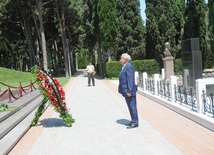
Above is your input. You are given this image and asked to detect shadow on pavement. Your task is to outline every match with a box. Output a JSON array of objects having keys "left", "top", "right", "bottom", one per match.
[
  {"left": 116, "top": 119, "right": 130, "bottom": 126},
  {"left": 37, "top": 118, "right": 67, "bottom": 128}
]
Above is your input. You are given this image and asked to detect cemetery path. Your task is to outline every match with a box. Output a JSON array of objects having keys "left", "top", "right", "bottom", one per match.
[{"left": 9, "top": 70, "right": 214, "bottom": 155}]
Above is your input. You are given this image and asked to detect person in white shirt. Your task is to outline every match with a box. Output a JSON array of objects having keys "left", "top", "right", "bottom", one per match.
[{"left": 86, "top": 61, "right": 95, "bottom": 86}]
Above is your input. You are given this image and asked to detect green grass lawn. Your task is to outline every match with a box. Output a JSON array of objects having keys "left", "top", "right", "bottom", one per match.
[{"left": 0, "top": 67, "right": 71, "bottom": 91}]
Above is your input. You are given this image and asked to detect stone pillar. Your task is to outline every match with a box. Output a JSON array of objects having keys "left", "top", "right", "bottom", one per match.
[
  {"left": 183, "top": 69, "right": 189, "bottom": 88},
  {"left": 135, "top": 71, "right": 139, "bottom": 85},
  {"left": 75, "top": 53, "right": 78, "bottom": 70},
  {"left": 170, "top": 75, "right": 177, "bottom": 103},
  {"left": 143, "top": 72, "right": 147, "bottom": 91},
  {"left": 196, "top": 79, "right": 206, "bottom": 114},
  {"left": 196, "top": 78, "right": 214, "bottom": 114},
  {"left": 163, "top": 56, "right": 174, "bottom": 82},
  {"left": 161, "top": 68, "right": 165, "bottom": 80},
  {"left": 154, "top": 74, "right": 160, "bottom": 95}
]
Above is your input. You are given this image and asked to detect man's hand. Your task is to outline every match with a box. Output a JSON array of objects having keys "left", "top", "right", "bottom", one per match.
[{"left": 127, "top": 93, "right": 132, "bottom": 97}]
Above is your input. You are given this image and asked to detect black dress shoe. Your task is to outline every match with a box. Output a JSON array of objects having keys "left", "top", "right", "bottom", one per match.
[
  {"left": 125, "top": 123, "right": 131, "bottom": 126},
  {"left": 126, "top": 125, "right": 138, "bottom": 129}
]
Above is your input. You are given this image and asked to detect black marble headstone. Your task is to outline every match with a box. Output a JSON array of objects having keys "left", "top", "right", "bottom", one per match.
[{"left": 181, "top": 38, "right": 202, "bottom": 88}]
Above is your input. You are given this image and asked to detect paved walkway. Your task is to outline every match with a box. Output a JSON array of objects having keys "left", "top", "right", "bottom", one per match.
[{"left": 9, "top": 70, "right": 214, "bottom": 155}]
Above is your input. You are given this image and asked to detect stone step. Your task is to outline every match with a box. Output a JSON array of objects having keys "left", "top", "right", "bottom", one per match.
[
  {"left": 0, "top": 101, "right": 50, "bottom": 155},
  {"left": 0, "top": 95, "right": 43, "bottom": 139},
  {"left": 0, "top": 90, "right": 41, "bottom": 123}
]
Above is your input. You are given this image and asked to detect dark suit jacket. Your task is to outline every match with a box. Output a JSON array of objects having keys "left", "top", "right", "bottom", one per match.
[{"left": 118, "top": 62, "right": 138, "bottom": 97}]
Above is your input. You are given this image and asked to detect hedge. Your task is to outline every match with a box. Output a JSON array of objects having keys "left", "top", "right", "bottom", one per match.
[
  {"left": 102, "top": 59, "right": 160, "bottom": 78},
  {"left": 101, "top": 59, "right": 182, "bottom": 78}
]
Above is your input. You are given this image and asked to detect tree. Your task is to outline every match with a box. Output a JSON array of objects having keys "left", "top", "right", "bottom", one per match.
[
  {"left": 208, "top": 0, "right": 214, "bottom": 67},
  {"left": 116, "top": 0, "right": 146, "bottom": 61},
  {"left": 183, "top": 0, "right": 208, "bottom": 68},
  {"left": 83, "top": 0, "right": 103, "bottom": 74},
  {"left": 36, "top": 0, "right": 48, "bottom": 71},
  {"left": 97, "top": 0, "right": 118, "bottom": 61},
  {"left": 0, "top": 0, "right": 35, "bottom": 70},
  {"left": 145, "top": 0, "right": 185, "bottom": 65}
]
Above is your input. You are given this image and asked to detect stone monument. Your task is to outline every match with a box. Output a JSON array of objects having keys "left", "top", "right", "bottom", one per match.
[
  {"left": 181, "top": 38, "right": 202, "bottom": 88},
  {"left": 162, "top": 42, "right": 174, "bottom": 82}
]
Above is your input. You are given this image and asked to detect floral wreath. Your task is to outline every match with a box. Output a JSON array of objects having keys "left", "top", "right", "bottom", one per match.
[{"left": 31, "top": 67, "right": 74, "bottom": 127}]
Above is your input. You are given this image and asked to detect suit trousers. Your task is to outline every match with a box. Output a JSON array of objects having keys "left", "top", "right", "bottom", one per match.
[
  {"left": 125, "top": 96, "right": 138, "bottom": 126},
  {"left": 88, "top": 73, "right": 95, "bottom": 85}
]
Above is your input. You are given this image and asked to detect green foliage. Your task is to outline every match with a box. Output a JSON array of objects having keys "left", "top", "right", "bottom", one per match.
[
  {"left": 145, "top": 0, "right": 185, "bottom": 64},
  {"left": 78, "top": 50, "right": 89, "bottom": 69},
  {"left": 174, "top": 59, "right": 182, "bottom": 74},
  {"left": 0, "top": 104, "right": 22, "bottom": 112},
  {"left": 184, "top": 0, "right": 208, "bottom": 68},
  {"left": 105, "top": 61, "right": 122, "bottom": 78},
  {"left": 97, "top": 0, "right": 118, "bottom": 48},
  {"left": 115, "top": 0, "right": 146, "bottom": 60},
  {"left": 103, "top": 59, "right": 160, "bottom": 78},
  {"left": 208, "top": 0, "right": 214, "bottom": 68},
  {"left": 0, "top": 104, "right": 8, "bottom": 112},
  {"left": 131, "top": 59, "right": 160, "bottom": 75},
  {"left": 31, "top": 98, "right": 47, "bottom": 126},
  {"left": 59, "top": 111, "right": 75, "bottom": 127}
]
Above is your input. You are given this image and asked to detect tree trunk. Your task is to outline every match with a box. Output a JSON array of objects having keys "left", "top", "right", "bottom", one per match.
[
  {"left": 20, "top": 15, "right": 34, "bottom": 69},
  {"left": 37, "top": 0, "right": 48, "bottom": 71},
  {"left": 101, "top": 43, "right": 105, "bottom": 62},
  {"left": 97, "top": 35, "right": 102, "bottom": 75},
  {"left": 55, "top": 0, "right": 69, "bottom": 76},
  {"left": 52, "top": 40, "right": 59, "bottom": 74},
  {"left": 69, "top": 44, "right": 75, "bottom": 75},
  {"left": 20, "top": 54, "right": 23, "bottom": 71},
  {"left": 54, "top": 40, "right": 62, "bottom": 73},
  {"left": 107, "top": 47, "right": 111, "bottom": 62},
  {"left": 29, "top": 0, "right": 42, "bottom": 68},
  {"left": 35, "top": 37, "right": 41, "bottom": 67}
]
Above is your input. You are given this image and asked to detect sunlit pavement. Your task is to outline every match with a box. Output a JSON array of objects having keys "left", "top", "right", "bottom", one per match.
[{"left": 9, "top": 70, "right": 214, "bottom": 155}]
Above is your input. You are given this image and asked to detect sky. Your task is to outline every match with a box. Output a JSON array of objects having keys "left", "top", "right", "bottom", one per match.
[{"left": 140, "top": 0, "right": 209, "bottom": 22}]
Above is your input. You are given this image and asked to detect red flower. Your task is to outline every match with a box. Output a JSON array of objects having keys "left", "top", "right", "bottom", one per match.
[
  {"left": 46, "top": 91, "right": 51, "bottom": 96},
  {"left": 42, "top": 86, "right": 45, "bottom": 89},
  {"left": 52, "top": 100, "right": 56, "bottom": 105},
  {"left": 40, "top": 83, "right": 43, "bottom": 87}
]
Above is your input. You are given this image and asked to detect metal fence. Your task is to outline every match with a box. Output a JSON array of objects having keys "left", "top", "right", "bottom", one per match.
[
  {"left": 175, "top": 85, "right": 197, "bottom": 109},
  {"left": 137, "top": 78, "right": 197, "bottom": 109},
  {"left": 202, "top": 91, "right": 214, "bottom": 117}
]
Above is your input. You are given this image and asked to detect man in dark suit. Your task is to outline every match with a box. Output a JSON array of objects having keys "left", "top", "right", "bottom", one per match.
[{"left": 118, "top": 53, "right": 138, "bottom": 129}]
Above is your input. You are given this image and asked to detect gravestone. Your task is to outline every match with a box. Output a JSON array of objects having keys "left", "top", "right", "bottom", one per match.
[{"left": 181, "top": 38, "right": 202, "bottom": 88}]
